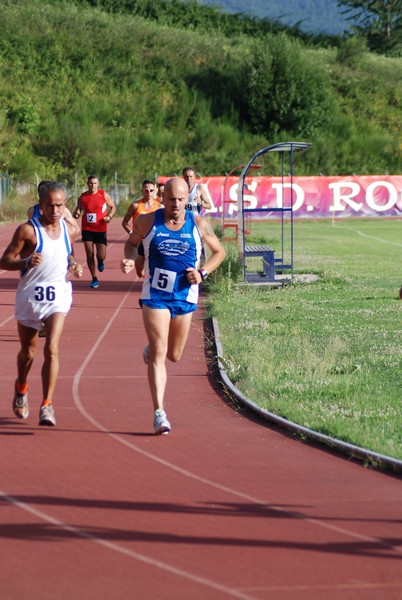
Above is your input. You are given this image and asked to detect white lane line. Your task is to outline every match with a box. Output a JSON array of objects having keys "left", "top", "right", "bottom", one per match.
[
  {"left": 71, "top": 286, "right": 402, "bottom": 555},
  {"left": 0, "top": 490, "right": 257, "bottom": 600},
  {"left": 333, "top": 224, "right": 402, "bottom": 247},
  {"left": 1, "top": 282, "right": 258, "bottom": 599},
  {"left": 0, "top": 315, "right": 15, "bottom": 327},
  {"left": 2, "top": 268, "right": 400, "bottom": 597}
]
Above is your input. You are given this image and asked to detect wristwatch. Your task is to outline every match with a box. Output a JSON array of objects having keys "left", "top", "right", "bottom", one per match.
[{"left": 199, "top": 269, "right": 208, "bottom": 280}]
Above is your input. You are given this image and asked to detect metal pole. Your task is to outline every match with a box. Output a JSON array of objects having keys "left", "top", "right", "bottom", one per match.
[
  {"left": 222, "top": 165, "right": 245, "bottom": 234},
  {"left": 221, "top": 172, "right": 228, "bottom": 232},
  {"left": 114, "top": 172, "right": 118, "bottom": 205},
  {"left": 290, "top": 144, "right": 294, "bottom": 278}
]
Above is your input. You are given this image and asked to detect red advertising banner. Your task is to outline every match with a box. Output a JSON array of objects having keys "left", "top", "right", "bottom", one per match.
[{"left": 160, "top": 175, "right": 402, "bottom": 218}]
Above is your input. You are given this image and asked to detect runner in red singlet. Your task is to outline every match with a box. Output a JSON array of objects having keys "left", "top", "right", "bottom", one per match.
[{"left": 73, "top": 174, "right": 116, "bottom": 288}]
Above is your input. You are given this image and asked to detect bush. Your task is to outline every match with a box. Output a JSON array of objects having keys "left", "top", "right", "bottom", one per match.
[
  {"left": 336, "top": 36, "right": 367, "bottom": 68},
  {"left": 244, "top": 34, "right": 335, "bottom": 137},
  {"left": 7, "top": 95, "right": 40, "bottom": 135}
]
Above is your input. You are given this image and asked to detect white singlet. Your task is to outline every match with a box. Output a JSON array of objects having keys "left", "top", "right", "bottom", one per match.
[
  {"left": 185, "top": 183, "right": 200, "bottom": 214},
  {"left": 15, "top": 217, "right": 73, "bottom": 330}
]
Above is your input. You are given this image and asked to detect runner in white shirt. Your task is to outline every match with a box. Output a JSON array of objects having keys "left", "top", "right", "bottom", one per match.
[
  {"left": 0, "top": 182, "right": 83, "bottom": 427},
  {"left": 182, "top": 167, "right": 212, "bottom": 214}
]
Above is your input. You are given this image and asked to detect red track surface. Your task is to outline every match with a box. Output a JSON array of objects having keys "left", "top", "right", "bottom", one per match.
[{"left": 1, "top": 221, "right": 401, "bottom": 600}]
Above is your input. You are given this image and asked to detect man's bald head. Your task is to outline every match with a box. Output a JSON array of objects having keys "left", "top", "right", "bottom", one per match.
[{"left": 164, "top": 177, "right": 189, "bottom": 201}]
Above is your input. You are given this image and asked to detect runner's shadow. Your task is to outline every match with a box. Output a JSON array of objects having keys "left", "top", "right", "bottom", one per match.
[
  {"left": 0, "top": 417, "right": 35, "bottom": 435},
  {"left": 0, "top": 499, "right": 400, "bottom": 559}
]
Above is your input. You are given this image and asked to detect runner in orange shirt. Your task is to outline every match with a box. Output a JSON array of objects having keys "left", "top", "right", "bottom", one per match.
[{"left": 122, "top": 180, "right": 163, "bottom": 278}]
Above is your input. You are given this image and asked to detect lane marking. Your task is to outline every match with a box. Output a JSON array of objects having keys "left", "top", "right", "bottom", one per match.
[
  {"left": 0, "top": 490, "right": 257, "bottom": 600},
  {"left": 241, "top": 582, "right": 402, "bottom": 592},
  {"left": 2, "top": 232, "right": 401, "bottom": 596},
  {"left": 71, "top": 287, "right": 402, "bottom": 555},
  {"left": 333, "top": 224, "right": 402, "bottom": 247},
  {"left": 0, "top": 315, "right": 15, "bottom": 327}
]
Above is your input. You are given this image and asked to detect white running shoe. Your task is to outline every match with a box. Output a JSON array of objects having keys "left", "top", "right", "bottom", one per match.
[
  {"left": 13, "top": 382, "right": 29, "bottom": 419},
  {"left": 153, "top": 409, "right": 171, "bottom": 435},
  {"left": 39, "top": 404, "right": 56, "bottom": 427}
]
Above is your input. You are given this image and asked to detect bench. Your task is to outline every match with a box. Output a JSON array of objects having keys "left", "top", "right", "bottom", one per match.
[{"left": 244, "top": 245, "right": 275, "bottom": 282}]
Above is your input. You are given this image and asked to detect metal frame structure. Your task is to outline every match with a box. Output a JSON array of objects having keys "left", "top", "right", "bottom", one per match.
[
  {"left": 237, "top": 141, "right": 311, "bottom": 283},
  {"left": 221, "top": 163, "right": 263, "bottom": 242}
]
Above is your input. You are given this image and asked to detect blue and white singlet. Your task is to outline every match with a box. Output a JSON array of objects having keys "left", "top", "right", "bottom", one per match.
[
  {"left": 15, "top": 217, "right": 73, "bottom": 328},
  {"left": 141, "top": 210, "right": 203, "bottom": 304}
]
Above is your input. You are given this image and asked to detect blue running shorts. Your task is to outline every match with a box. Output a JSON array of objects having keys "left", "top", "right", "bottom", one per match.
[{"left": 140, "top": 299, "right": 197, "bottom": 319}]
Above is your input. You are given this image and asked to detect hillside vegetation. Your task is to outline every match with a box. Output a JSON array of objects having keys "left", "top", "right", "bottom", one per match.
[{"left": 0, "top": 0, "right": 401, "bottom": 189}]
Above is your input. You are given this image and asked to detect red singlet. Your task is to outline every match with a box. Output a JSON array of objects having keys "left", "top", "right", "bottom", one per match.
[{"left": 81, "top": 189, "right": 108, "bottom": 232}]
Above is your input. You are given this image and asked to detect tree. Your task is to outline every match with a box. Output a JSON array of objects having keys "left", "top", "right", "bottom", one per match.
[
  {"left": 244, "top": 35, "right": 334, "bottom": 137},
  {"left": 337, "top": 0, "right": 402, "bottom": 55}
]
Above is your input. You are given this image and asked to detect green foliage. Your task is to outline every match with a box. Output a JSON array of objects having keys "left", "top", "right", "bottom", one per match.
[
  {"left": 0, "top": 190, "right": 33, "bottom": 222},
  {"left": 7, "top": 95, "right": 40, "bottom": 135},
  {"left": 205, "top": 240, "right": 243, "bottom": 291},
  {"left": 338, "top": 0, "right": 402, "bottom": 56},
  {"left": 0, "top": 0, "right": 401, "bottom": 184},
  {"left": 336, "top": 35, "right": 368, "bottom": 66},
  {"left": 245, "top": 34, "right": 335, "bottom": 137}
]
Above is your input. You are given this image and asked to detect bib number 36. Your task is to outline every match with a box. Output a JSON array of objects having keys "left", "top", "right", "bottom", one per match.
[{"left": 34, "top": 285, "right": 56, "bottom": 302}]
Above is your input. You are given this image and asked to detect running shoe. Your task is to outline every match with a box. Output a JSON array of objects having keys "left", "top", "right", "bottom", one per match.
[
  {"left": 39, "top": 404, "right": 56, "bottom": 427},
  {"left": 13, "top": 382, "right": 29, "bottom": 419},
  {"left": 89, "top": 278, "right": 100, "bottom": 289},
  {"left": 143, "top": 345, "right": 149, "bottom": 365},
  {"left": 153, "top": 409, "right": 171, "bottom": 435},
  {"left": 97, "top": 261, "right": 105, "bottom": 272}
]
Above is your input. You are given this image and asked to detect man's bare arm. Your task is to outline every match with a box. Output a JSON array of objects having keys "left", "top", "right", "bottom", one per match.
[
  {"left": 63, "top": 207, "right": 80, "bottom": 238},
  {"left": 104, "top": 192, "right": 116, "bottom": 222},
  {"left": 199, "top": 184, "right": 212, "bottom": 210},
  {"left": 185, "top": 217, "right": 225, "bottom": 285},
  {"left": 197, "top": 218, "right": 225, "bottom": 273},
  {"left": 0, "top": 224, "right": 40, "bottom": 271},
  {"left": 121, "top": 213, "right": 154, "bottom": 273},
  {"left": 121, "top": 203, "right": 138, "bottom": 234},
  {"left": 73, "top": 195, "right": 83, "bottom": 219}
]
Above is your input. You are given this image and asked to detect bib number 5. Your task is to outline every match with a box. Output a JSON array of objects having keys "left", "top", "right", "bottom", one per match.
[{"left": 151, "top": 268, "right": 176, "bottom": 294}]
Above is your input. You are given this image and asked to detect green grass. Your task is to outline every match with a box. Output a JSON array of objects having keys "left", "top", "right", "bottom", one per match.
[{"left": 208, "top": 219, "right": 402, "bottom": 460}]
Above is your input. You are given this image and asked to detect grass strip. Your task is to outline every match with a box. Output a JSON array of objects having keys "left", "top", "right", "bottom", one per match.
[{"left": 207, "top": 219, "right": 402, "bottom": 460}]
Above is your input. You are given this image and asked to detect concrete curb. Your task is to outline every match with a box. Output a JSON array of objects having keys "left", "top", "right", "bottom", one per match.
[{"left": 212, "top": 317, "right": 402, "bottom": 475}]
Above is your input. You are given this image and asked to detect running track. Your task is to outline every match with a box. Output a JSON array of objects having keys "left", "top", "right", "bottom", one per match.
[{"left": 1, "top": 221, "right": 401, "bottom": 600}]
